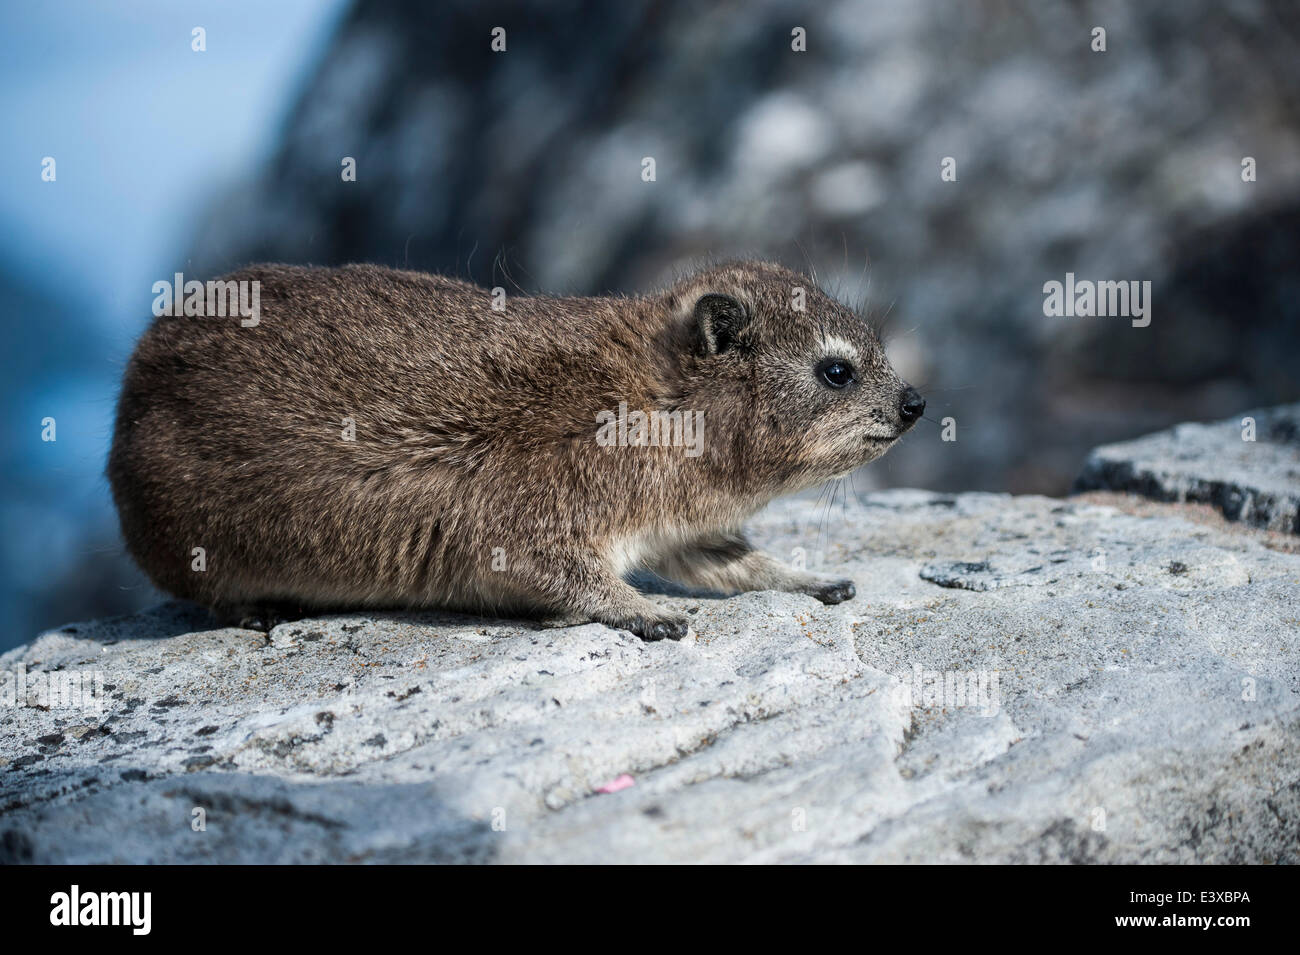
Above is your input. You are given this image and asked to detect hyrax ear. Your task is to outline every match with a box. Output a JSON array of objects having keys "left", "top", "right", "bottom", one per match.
[{"left": 693, "top": 293, "right": 748, "bottom": 356}]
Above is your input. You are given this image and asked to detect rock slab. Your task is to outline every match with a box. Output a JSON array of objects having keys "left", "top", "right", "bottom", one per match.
[
  {"left": 1075, "top": 403, "right": 1300, "bottom": 533},
  {"left": 2, "top": 482, "right": 1297, "bottom": 863}
]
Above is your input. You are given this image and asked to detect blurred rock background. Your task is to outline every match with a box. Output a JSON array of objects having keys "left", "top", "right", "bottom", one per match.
[
  {"left": 3, "top": 0, "right": 1299, "bottom": 645},
  {"left": 191, "top": 0, "right": 1300, "bottom": 494}
]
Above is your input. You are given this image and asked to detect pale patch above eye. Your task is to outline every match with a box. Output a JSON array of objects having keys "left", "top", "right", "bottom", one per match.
[{"left": 818, "top": 334, "right": 861, "bottom": 364}]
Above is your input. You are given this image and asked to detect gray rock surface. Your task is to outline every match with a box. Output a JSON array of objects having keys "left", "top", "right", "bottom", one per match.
[
  {"left": 1075, "top": 403, "right": 1300, "bottom": 533},
  {"left": 3, "top": 483, "right": 1298, "bottom": 863}
]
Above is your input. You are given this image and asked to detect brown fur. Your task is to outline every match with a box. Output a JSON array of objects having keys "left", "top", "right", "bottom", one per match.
[{"left": 108, "top": 260, "right": 920, "bottom": 639}]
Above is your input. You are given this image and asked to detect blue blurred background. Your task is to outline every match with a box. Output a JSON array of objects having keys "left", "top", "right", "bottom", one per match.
[
  {"left": 3, "top": 0, "right": 1298, "bottom": 650},
  {"left": 0, "top": 1, "right": 348, "bottom": 646}
]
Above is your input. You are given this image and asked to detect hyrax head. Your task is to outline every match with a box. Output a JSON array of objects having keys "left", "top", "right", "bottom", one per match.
[{"left": 668, "top": 261, "right": 924, "bottom": 490}]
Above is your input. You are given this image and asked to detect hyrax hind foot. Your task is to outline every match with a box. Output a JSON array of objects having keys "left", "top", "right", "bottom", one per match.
[
  {"left": 604, "top": 610, "right": 691, "bottom": 642},
  {"left": 590, "top": 590, "right": 691, "bottom": 641},
  {"left": 557, "top": 571, "right": 692, "bottom": 641},
  {"left": 542, "top": 606, "right": 690, "bottom": 641},
  {"left": 214, "top": 602, "right": 307, "bottom": 633}
]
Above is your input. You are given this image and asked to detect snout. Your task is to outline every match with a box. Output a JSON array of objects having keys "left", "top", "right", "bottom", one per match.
[{"left": 898, "top": 386, "right": 926, "bottom": 427}]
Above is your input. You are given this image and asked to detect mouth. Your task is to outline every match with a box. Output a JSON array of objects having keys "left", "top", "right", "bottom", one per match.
[{"left": 863, "top": 431, "right": 902, "bottom": 444}]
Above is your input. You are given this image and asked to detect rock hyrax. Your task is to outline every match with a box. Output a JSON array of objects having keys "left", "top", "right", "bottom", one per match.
[{"left": 108, "top": 260, "right": 924, "bottom": 640}]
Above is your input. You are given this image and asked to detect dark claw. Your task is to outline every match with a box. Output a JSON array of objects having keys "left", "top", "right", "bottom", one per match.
[
  {"left": 615, "top": 615, "right": 690, "bottom": 642},
  {"left": 649, "top": 620, "right": 689, "bottom": 641},
  {"left": 812, "top": 579, "right": 856, "bottom": 605},
  {"left": 230, "top": 603, "right": 304, "bottom": 632}
]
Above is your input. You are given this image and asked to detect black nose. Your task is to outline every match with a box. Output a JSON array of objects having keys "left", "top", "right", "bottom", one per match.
[{"left": 899, "top": 387, "right": 925, "bottom": 423}]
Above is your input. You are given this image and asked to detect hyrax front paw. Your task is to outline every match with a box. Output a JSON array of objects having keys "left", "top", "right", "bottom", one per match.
[
  {"left": 607, "top": 611, "right": 691, "bottom": 642},
  {"left": 805, "top": 577, "right": 856, "bottom": 605}
]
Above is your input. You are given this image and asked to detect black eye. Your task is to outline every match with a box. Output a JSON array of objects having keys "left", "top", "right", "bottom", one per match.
[{"left": 817, "top": 358, "right": 856, "bottom": 389}]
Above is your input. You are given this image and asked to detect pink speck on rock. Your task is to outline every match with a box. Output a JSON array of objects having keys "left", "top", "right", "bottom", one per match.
[{"left": 595, "top": 774, "right": 635, "bottom": 794}]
